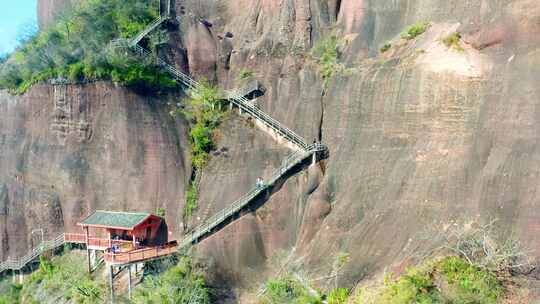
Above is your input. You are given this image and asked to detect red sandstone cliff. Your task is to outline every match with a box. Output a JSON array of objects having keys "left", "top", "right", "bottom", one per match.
[
  {"left": 0, "top": 83, "right": 190, "bottom": 260},
  {"left": 16, "top": 0, "right": 540, "bottom": 301}
]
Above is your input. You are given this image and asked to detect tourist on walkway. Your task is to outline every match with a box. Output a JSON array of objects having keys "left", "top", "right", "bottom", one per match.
[{"left": 256, "top": 177, "right": 264, "bottom": 188}]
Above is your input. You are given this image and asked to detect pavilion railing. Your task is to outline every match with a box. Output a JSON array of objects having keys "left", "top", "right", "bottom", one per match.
[{"left": 104, "top": 242, "right": 178, "bottom": 265}]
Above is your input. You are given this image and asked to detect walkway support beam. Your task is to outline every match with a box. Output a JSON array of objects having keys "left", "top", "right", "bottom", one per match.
[
  {"left": 109, "top": 265, "right": 115, "bottom": 304},
  {"left": 85, "top": 227, "right": 91, "bottom": 273},
  {"left": 128, "top": 266, "right": 132, "bottom": 299}
]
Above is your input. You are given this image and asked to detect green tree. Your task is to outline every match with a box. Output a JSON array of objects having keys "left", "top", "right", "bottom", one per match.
[
  {"left": 0, "top": 0, "right": 170, "bottom": 94},
  {"left": 132, "top": 257, "right": 210, "bottom": 304}
]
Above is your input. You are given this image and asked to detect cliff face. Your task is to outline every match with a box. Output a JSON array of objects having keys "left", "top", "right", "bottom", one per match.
[
  {"left": 25, "top": 0, "right": 540, "bottom": 300},
  {"left": 0, "top": 83, "right": 190, "bottom": 260},
  {"left": 37, "top": 0, "right": 75, "bottom": 27},
  {"left": 174, "top": 0, "right": 540, "bottom": 296}
]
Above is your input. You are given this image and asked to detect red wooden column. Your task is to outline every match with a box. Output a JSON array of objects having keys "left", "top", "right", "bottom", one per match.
[
  {"left": 85, "top": 226, "right": 91, "bottom": 273},
  {"left": 108, "top": 230, "right": 112, "bottom": 249}
]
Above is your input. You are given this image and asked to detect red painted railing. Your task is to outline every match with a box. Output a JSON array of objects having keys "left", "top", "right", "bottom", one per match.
[
  {"left": 63, "top": 233, "right": 86, "bottom": 243},
  {"left": 63, "top": 233, "right": 132, "bottom": 249},
  {"left": 104, "top": 242, "right": 178, "bottom": 265}
]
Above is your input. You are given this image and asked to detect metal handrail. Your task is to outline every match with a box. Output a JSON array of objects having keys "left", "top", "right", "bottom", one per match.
[
  {"left": 179, "top": 145, "right": 323, "bottom": 248},
  {"left": 124, "top": 44, "right": 311, "bottom": 151},
  {"left": 129, "top": 15, "right": 168, "bottom": 47},
  {"left": 0, "top": 234, "right": 67, "bottom": 272}
]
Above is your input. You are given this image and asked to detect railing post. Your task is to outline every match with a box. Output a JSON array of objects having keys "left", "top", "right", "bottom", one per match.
[
  {"left": 127, "top": 265, "right": 132, "bottom": 299},
  {"left": 109, "top": 265, "right": 115, "bottom": 304}
]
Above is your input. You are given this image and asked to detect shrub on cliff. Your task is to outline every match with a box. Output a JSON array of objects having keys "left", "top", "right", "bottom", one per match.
[
  {"left": 182, "top": 79, "right": 224, "bottom": 170},
  {"left": 260, "top": 275, "right": 323, "bottom": 304},
  {"left": 169, "top": 80, "right": 225, "bottom": 218},
  {"left": 185, "top": 183, "right": 200, "bottom": 218},
  {"left": 442, "top": 32, "right": 464, "bottom": 52},
  {"left": 327, "top": 287, "right": 350, "bottom": 304},
  {"left": 354, "top": 256, "right": 503, "bottom": 304},
  {"left": 0, "top": 279, "right": 22, "bottom": 304},
  {"left": 401, "top": 22, "right": 431, "bottom": 40},
  {"left": 380, "top": 43, "right": 392, "bottom": 53},
  {"left": 311, "top": 34, "right": 344, "bottom": 90},
  {"left": 0, "top": 0, "right": 176, "bottom": 94},
  {"left": 21, "top": 253, "right": 106, "bottom": 303},
  {"left": 131, "top": 256, "right": 210, "bottom": 304}
]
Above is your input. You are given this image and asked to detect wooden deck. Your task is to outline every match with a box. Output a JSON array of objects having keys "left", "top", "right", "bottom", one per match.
[{"left": 104, "top": 242, "right": 178, "bottom": 265}]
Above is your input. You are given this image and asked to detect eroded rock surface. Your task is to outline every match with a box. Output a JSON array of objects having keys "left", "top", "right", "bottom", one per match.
[
  {"left": 0, "top": 83, "right": 190, "bottom": 260},
  {"left": 173, "top": 0, "right": 540, "bottom": 298},
  {"left": 24, "top": 0, "right": 540, "bottom": 301}
]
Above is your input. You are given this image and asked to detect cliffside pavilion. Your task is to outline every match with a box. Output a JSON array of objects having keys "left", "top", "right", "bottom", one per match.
[{"left": 64, "top": 210, "right": 177, "bottom": 270}]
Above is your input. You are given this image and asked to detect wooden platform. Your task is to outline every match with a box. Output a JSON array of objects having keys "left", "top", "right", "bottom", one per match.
[{"left": 104, "top": 242, "right": 178, "bottom": 265}]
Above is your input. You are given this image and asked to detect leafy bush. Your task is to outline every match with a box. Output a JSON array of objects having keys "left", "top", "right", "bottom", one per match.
[
  {"left": 311, "top": 34, "right": 343, "bottom": 89},
  {"left": 169, "top": 80, "right": 224, "bottom": 219},
  {"left": 260, "top": 276, "right": 323, "bottom": 304},
  {"left": 442, "top": 32, "right": 463, "bottom": 51},
  {"left": 0, "top": 0, "right": 177, "bottom": 94},
  {"left": 401, "top": 22, "right": 430, "bottom": 40},
  {"left": 357, "top": 256, "right": 503, "bottom": 304},
  {"left": 327, "top": 288, "right": 349, "bottom": 304},
  {"left": 438, "top": 256, "right": 501, "bottom": 303},
  {"left": 174, "top": 80, "right": 224, "bottom": 171},
  {"left": 0, "top": 280, "right": 22, "bottom": 304},
  {"left": 380, "top": 43, "right": 392, "bottom": 53},
  {"left": 185, "top": 183, "right": 199, "bottom": 218},
  {"left": 22, "top": 253, "right": 106, "bottom": 303},
  {"left": 380, "top": 267, "right": 441, "bottom": 304},
  {"left": 132, "top": 256, "right": 210, "bottom": 304},
  {"left": 155, "top": 207, "right": 166, "bottom": 217}
]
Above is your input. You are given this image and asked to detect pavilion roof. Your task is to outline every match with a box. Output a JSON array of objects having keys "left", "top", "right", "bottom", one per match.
[{"left": 79, "top": 210, "right": 153, "bottom": 230}]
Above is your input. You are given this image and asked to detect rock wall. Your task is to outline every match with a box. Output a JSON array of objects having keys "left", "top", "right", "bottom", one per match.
[
  {"left": 0, "top": 83, "right": 190, "bottom": 260},
  {"left": 37, "top": 0, "right": 75, "bottom": 28},
  {"left": 25, "top": 0, "right": 540, "bottom": 301},
  {"left": 172, "top": 0, "right": 540, "bottom": 299}
]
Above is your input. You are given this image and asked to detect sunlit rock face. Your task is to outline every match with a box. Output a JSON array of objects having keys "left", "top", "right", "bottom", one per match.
[
  {"left": 173, "top": 0, "right": 540, "bottom": 299},
  {"left": 37, "top": 0, "right": 74, "bottom": 28},
  {"left": 0, "top": 83, "right": 190, "bottom": 260},
  {"left": 23, "top": 0, "right": 540, "bottom": 301}
]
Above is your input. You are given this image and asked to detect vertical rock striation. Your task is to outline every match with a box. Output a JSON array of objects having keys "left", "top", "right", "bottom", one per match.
[
  {"left": 25, "top": 0, "right": 540, "bottom": 300},
  {"left": 173, "top": 0, "right": 540, "bottom": 297}
]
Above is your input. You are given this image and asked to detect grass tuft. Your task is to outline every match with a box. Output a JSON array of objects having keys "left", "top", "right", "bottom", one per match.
[
  {"left": 380, "top": 43, "right": 392, "bottom": 53},
  {"left": 356, "top": 256, "right": 503, "bottom": 304},
  {"left": 442, "top": 32, "right": 464, "bottom": 51},
  {"left": 401, "top": 22, "right": 431, "bottom": 40}
]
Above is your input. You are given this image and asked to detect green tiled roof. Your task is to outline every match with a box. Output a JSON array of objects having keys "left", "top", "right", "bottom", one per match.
[{"left": 80, "top": 211, "right": 151, "bottom": 229}]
